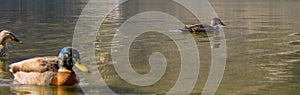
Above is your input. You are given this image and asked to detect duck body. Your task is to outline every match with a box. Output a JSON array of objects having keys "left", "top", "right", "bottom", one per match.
[
  {"left": 181, "top": 18, "right": 225, "bottom": 33},
  {"left": 10, "top": 56, "right": 79, "bottom": 85},
  {"left": 183, "top": 24, "right": 213, "bottom": 33},
  {"left": 9, "top": 47, "right": 88, "bottom": 86}
]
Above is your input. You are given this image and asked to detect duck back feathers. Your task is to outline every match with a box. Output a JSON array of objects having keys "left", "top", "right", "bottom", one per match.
[
  {"left": 9, "top": 56, "right": 58, "bottom": 73},
  {"left": 9, "top": 56, "right": 69, "bottom": 85}
]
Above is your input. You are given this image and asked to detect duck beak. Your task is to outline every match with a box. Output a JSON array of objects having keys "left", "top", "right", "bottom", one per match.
[
  {"left": 9, "top": 33, "right": 22, "bottom": 44},
  {"left": 220, "top": 21, "right": 226, "bottom": 26},
  {"left": 74, "top": 60, "right": 89, "bottom": 73}
]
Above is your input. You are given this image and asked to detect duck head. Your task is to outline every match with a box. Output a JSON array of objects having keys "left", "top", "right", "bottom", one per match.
[
  {"left": 211, "top": 18, "right": 226, "bottom": 26},
  {"left": 0, "top": 30, "right": 22, "bottom": 44},
  {"left": 58, "top": 47, "right": 88, "bottom": 73}
]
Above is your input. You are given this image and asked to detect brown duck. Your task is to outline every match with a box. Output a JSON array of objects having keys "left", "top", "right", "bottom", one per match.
[
  {"left": 0, "top": 30, "right": 22, "bottom": 57},
  {"left": 182, "top": 18, "right": 225, "bottom": 33},
  {"left": 9, "top": 47, "right": 88, "bottom": 85}
]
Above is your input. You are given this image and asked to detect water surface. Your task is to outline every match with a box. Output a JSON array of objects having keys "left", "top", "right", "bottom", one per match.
[{"left": 0, "top": 0, "right": 299, "bottom": 95}]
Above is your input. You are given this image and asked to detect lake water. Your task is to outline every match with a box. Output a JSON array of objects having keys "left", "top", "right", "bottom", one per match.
[{"left": 0, "top": 0, "right": 299, "bottom": 95}]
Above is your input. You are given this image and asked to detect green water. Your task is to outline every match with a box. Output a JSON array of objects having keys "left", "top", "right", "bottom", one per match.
[{"left": 0, "top": 0, "right": 299, "bottom": 95}]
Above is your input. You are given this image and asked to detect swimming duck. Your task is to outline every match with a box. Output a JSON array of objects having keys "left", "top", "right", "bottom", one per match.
[
  {"left": 182, "top": 18, "right": 225, "bottom": 33},
  {"left": 9, "top": 47, "right": 88, "bottom": 85},
  {"left": 0, "top": 30, "right": 22, "bottom": 57}
]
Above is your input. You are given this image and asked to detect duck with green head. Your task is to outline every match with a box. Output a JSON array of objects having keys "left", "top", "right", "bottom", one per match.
[
  {"left": 9, "top": 47, "right": 88, "bottom": 85},
  {"left": 0, "top": 30, "right": 22, "bottom": 57}
]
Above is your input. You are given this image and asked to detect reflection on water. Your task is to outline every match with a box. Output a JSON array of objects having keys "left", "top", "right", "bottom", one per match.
[
  {"left": 0, "top": 58, "right": 13, "bottom": 95},
  {"left": 0, "top": 0, "right": 299, "bottom": 94},
  {"left": 94, "top": 0, "right": 214, "bottom": 94},
  {"left": 0, "top": 58, "right": 12, "bottom": 79},
  {"left": 211, "top": 0, "right": 300, "bottom": 94},
  {"left": 0, "top": 0, "right": 85, "bottom": 22},
  {"left": 10, "top": 85, "right": 84, "bottom": 95}
]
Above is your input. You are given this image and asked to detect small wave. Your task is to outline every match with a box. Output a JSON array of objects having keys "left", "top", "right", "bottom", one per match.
[
  {"left": 0, "top": 78, "right": 13, "bottom": 87},
  {"left": 288, "top": 32, "right": 300, "bottom": 36},
  {"left": 168, "top": 30, "right": 183, "bottom": 32}
]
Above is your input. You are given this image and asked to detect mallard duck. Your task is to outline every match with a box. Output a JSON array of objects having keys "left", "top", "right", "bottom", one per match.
[
  {"left": 181, "top": 18, "right": 226, "bottom": 33},
  {"left": 0, "top": 30, "right": 22, "bottom": 57},
  {"left": 9, "top": 47, "right": 88, "bottom": 85}
]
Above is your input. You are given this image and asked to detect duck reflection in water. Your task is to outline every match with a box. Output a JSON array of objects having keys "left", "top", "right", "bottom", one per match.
[
  {"left": 10, "top": 85, "right": 84, "bottom": 95},
  {"left": 0, "top": 58, "right": 13, "bottom": 82}
]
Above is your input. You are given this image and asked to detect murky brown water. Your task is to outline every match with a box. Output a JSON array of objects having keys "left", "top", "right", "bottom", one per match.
[{"left": 0, "top": 0, "right": 299, "bottom": 95}]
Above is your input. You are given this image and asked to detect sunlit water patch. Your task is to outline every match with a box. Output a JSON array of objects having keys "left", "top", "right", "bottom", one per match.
[{"left": 257, "top": 51, "right": 300, "bottom": 83}]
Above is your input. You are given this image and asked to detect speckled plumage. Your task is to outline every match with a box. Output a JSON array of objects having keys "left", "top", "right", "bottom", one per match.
[{"left": 0, "top": 30, "right": 22, "bottom": 57}]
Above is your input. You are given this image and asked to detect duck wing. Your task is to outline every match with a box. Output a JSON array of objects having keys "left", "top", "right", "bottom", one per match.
[
  {"left": 192, "top": 24, "right": 218, "bottom": 33},
  {"left": 9, "top": 56, "right": 59, "bottom": 85},
  {"left": 183, "top": 24, "right": 207, "bottom": 32},
  {"left": 9, "top": 56, "right": 59, "bottom": 74},
  {"left": 12, "top": 71, "right": 57, "bottom": 85}
]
